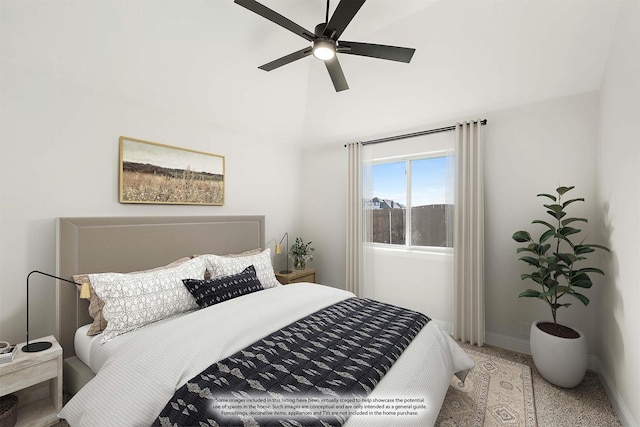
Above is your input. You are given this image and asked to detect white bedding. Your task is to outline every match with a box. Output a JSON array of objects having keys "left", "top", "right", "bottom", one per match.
[
  {"left": 60, "top": 283, "right": 473, "bottom": 427},
  {"left": 74, "top": 311, "right": 195, "bottom": 374}
]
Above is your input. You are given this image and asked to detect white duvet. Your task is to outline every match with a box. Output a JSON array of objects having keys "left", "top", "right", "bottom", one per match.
[{"left": 60, "top": 283, "right": 473, "bottom": 427}]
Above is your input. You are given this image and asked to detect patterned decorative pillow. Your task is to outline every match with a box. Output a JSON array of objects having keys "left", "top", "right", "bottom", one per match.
[
  {"left": 182, "top": 265, "right": 264, "bottom": 308},
  {"left": 202, "top": 248, "right": 280, "bottom": 289},
  {"left": 89, "top": 257, "right": 207, "bottom": 343},
  {"left": 73, "top": 257, "right": 193, "bottom": 336},
  {"left": 202, "top": 248, "right": 262, "bottom": 280},
  {"left": 223, "top": 248, "right": 262, "bottom": 258}
]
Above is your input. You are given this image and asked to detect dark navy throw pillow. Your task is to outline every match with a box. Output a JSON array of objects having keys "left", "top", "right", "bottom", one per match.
[{"left": 182, "top": 265, "right": 263, "bottom": 308}]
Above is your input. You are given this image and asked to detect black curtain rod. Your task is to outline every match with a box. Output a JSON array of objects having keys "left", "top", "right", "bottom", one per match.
[{"left": 350, "top": 119, "right": 487, "bottom": 147}]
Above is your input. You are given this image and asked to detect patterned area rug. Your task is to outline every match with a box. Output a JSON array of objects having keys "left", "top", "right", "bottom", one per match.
[{"left": 436, "top": 350, "right": 536, "bottom": 427}]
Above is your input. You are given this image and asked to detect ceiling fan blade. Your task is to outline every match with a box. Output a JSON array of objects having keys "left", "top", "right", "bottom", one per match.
[
  {"left": 235, "top": 0, "right": 316, "bottom": 42},
  {"left": 324, "top": 0, "right": 366, "bottom": 40},
  {"left": 258, "top": 47, "right": 313, "bottom": 71},
  {"left": 338, "top": 41, "right": 415, "bottom": 63},
  {"left": 324, "top": 56, "right": 349, "bottom": 92}
]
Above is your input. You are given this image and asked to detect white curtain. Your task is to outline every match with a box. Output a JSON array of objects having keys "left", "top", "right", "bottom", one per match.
[
  {"left": 453, "top": 121, "right": 485, "bottom": 346},
  {"left": 347, "top": 133, "right": 455, "bottom": 328},
  {"left": 345, "top": 142, "right": 363, "bottom": 296}
]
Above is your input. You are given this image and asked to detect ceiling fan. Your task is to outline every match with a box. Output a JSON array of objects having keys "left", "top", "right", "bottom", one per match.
[{"left": 234, "top": 0, "right": 416, "bottom": 92}]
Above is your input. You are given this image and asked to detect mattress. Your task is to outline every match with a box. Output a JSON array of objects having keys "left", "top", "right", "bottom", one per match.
[
  {"left": 61, "top": 283, "right": 472, "bottom": 426},
  {"left": 73, "top": 324, "right": 96, "bottom": 371}
]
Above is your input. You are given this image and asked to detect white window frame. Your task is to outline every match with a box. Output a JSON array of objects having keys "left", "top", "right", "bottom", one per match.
[{"left": 366, "top": 148, "right": 454, "bottom": 253}]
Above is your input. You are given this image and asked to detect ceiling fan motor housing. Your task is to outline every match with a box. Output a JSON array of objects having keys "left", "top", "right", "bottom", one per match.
[{"left": 314, "top": 23, "right": 326, "bottom": 37}]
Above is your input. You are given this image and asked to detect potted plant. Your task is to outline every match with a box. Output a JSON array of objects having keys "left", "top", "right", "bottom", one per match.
[
  {"left": 289, "top": 237, "right": 314, "bottom": 270},
  {"left": 512, "top": 186, "right": 609, "bottom": 388}
]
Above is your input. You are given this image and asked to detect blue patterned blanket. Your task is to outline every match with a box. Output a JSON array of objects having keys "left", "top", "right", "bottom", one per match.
[{"left": 154, "top": 297, "right": 429, "bottom": 427}]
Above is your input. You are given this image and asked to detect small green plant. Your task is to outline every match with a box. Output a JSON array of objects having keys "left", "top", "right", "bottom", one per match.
[
  {"left": 512, "top": 186, "right": 609, "bottom": 326},
  {"left": 289, "top": 237, "right": 314, "bottom": 269}
]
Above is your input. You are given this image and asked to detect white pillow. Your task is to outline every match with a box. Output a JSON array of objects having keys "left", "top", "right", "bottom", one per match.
[
  {"left": 89, "top": 257, "right": 207, "bottom": 343},
  {"left": 202, "top": 248, "right": 280, "bottom": 289}
]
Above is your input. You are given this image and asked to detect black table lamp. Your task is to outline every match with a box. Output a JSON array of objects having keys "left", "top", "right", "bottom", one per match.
[
  {"left": 275, "top": 232, "right": 292, "bottom": 274},
  {"left": 23, "top": 270, "right": 91, "bottom": 353}
]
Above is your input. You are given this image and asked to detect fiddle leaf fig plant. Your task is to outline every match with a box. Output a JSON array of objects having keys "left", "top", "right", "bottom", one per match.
[{"left": 512, "top": 186, "right": 610, "bottom": 326}]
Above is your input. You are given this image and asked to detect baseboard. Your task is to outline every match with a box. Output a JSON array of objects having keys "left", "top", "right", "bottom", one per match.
[
  {"left": 596, "top": 360, "right": 638, "bottom": 427},
  {"left": 484, "top": 331, "right": 599, "bottom": 371},
  {"left": 485, "top": 330, "right": 531, "bottom": 355}
]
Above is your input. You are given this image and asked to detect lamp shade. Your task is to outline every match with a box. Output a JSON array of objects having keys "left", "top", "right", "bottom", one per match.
[{"left": 79, "top": 281, "right": 91, "bottom": 299}]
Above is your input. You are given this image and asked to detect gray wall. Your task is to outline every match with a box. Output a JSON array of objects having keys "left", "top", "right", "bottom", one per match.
[
  {"left": 302, "top": 91, "right": 601, "bottom": 352},
  {"left": 595, "top": 2, "right": 640, "bottom": 424},
  {"left": 302, "top": 82, "right": 638, "bottom": 424},
  {"left": 0, "top": 55, "right": 303, "bottom": 346}
]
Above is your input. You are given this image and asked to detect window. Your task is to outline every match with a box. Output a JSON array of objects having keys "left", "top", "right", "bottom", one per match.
[
  {"left": 367, "top": 154, "right": 453, "bottom": 248},
  {"left": 370, "top": 161, "right": 407, "bottom": 244}
]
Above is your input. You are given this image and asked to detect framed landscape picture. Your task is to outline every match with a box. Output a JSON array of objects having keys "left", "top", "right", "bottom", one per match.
[{"left": 119, "top": 136, "right": 225, "bottom": 205}]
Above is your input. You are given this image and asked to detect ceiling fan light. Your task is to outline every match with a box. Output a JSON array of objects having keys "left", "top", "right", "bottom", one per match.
[{"left": 313, "top": 38, "right": 336, "bottom": 61}]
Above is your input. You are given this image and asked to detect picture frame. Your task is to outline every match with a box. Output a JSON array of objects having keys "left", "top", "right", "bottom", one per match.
[{"left": 119, "top": 136, "right": 225, "bottom": 205}]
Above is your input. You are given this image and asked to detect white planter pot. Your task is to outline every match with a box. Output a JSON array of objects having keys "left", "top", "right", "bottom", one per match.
[{"left": 530, "top": 320, "right": 587, "bottom": 388}]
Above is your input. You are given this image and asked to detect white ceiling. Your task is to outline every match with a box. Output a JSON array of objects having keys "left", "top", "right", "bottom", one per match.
[{"left": 1, "top": 0, "right": 622, "bottom": 145}]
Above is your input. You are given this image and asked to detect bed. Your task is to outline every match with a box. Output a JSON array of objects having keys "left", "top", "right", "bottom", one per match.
[{"left": 55, "top": 216, "right": 473, "bottom": 426}]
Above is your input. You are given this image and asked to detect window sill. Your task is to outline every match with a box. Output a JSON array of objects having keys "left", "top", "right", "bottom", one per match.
[{"left": 366, "top": 243, "right": 453, "bottom": 256}]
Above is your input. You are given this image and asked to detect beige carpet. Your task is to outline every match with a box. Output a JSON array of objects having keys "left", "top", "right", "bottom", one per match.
[
  {"left": 436, "top": 350, "right": 536, "bottom": 427},
  {"left": 453, "top": 343, "right": 622, "bottom": 427}
]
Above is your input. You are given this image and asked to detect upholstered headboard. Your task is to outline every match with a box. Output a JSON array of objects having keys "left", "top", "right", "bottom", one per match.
[{"left": 56, "top": 216, "right": 265, "bottom": 359}]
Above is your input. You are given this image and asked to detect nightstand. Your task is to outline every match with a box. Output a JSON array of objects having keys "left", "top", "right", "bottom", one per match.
[
  {"left": 0, "top": 335, "right": 62, "bottom": 427},
  {"left": 275, "top": 268, "right": 316, "bottom": 285}
]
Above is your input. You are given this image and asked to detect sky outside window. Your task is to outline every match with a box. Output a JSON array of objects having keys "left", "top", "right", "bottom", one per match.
[
  {"left": 372, "top": 156, "right": 452, "bottom": 207},
  {"left": 372, "top": 161, "right": 406, "bottom": 204}
]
